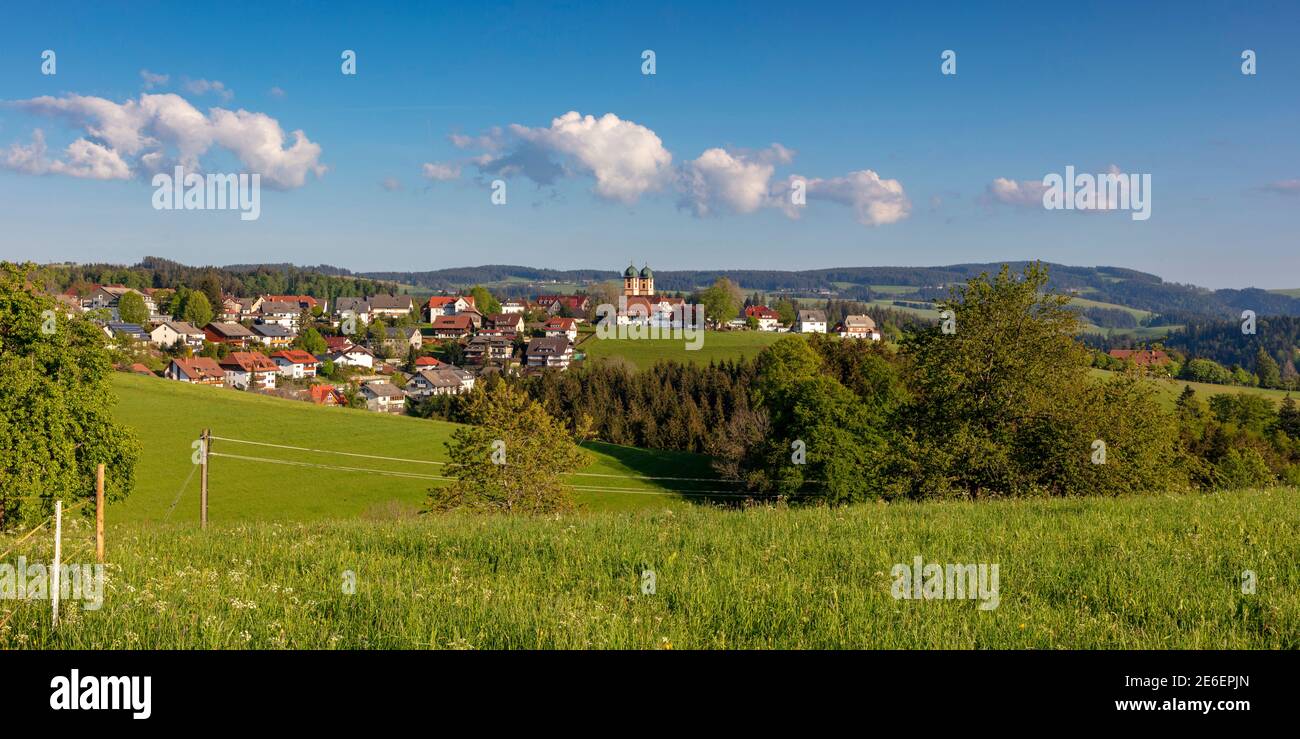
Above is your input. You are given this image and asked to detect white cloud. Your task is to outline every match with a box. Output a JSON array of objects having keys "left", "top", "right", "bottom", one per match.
[
  {"left": 449, "top": 111, "right": 907, "bottom": 226},
  {"left": 268, "top": 86, "right": 286, "bottom": 98},
  {"left": 380, "top": 177, "right": 402, "bottom": 192},
  {"left": 421, "top": 162, "right": 461, "bottom": 181},
  {"left": 140, "top": 69, "right": 169, "bottom": 90},
  {"left": 985, "top": 176, "right": 1049, "bottom": 208},
  {"left": 679, "top": 147, "right": 782, "bottom": 216},
  {"left": 183, "top": 78, "right": 234, "bottom": 102},
  {"left": 3, "top": 129, "right": 131, "bottom": 180},
  {"left": 797, "top": 170, "right": 911, "bottom": 225},
  {"left": 4, "top": 93, "right": 324, "bottom": 189},
  {"left": 460, "top": 112, "right": 671, "bottom": 203}
]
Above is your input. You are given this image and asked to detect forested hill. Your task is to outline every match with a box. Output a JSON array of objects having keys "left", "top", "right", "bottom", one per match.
[{"left": 362, "top": 262, "right": 1300, "bottom": 319}]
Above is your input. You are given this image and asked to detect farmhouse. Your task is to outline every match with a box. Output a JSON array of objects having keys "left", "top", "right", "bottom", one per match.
[
  {"left": 220, "top": 351, "right": 278, "bottom": 391},
  {"left": 165, "top": 357, "right": 225, "bottom": 385},
  {"left": 149, "top": 320, "right": 205, "bottom": 349},
  {"left": 838, "top": 314, "right": 881, "bottom": 341},
  {"left": 270, "top": 349, "right": 321, "bottom": 378}
]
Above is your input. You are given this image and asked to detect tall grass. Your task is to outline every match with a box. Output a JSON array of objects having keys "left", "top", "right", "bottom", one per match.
[{"left": 3, "top": 488, "right": 1296, "bottom": 649}]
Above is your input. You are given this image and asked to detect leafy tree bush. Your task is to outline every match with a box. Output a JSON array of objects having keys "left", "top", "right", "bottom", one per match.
[{"left": 0, "top": 262, "right": 140, "bottom": 528}]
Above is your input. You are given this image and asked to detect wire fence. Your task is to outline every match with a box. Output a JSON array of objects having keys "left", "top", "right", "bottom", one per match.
[{"left": 204, "top": 434, "right": 760, "bottom": 498}]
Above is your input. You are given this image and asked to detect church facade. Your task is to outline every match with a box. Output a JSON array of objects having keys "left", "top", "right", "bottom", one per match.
[{"left": 623, "top": 264, "right": 654, "bottom": 297}]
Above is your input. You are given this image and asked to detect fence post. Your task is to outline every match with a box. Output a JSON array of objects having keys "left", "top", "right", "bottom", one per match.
[
  {"left": 52, "top": 500, "right": 62, "bottom": 628},
  {"left": 201, "top": 429, "right": 209, "bottom": 530},
  {"left": 96, "top": 463, "right": 105, "bottom": 563}
]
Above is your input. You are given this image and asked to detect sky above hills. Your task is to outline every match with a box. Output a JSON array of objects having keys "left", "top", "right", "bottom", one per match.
[{"left": 1, "top": 1, "right": 1297, "bottom": 288}]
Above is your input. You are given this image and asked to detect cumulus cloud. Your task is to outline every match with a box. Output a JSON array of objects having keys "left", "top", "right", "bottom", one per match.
[
  {"left": 380, "top": 177, "right": 402, "bottom": 192},
  {"left": 421, "top": 162, "right": 461, "bottom": 181},
  {"left": 679, "top": 146, "right": 783, "bottom": 216},
  {"left": 183, "top": 78, "right": 234, "bottom": 102},
  {"left": 458, "top": 111, "right": 672, "bottom": 203},
  {"left": 796, "top": 170, "right": 911, "bottom": 225},
  {"left": 985, "top": 177, "right": 1049, "bottom": 208},
  {"left": 139, "top": 69, "right": 169, "bottom": 90},
  {"left": 3, "top": 129, "right": 131, "bottom": 180},
  {"left": 3, "top": 92, "right": 325, "bottom": 189},
  {"left": 448, "top": 111, "right": 907, "bottom": 225}
]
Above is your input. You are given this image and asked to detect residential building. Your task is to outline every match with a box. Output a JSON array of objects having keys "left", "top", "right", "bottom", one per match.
[
  {"left": 404, "top": 367, "right": 475, "bottom": 398},
  {"left": 257, "top": 301, "right": 301, "bottom": 328},
  {"left": 839, "top": 314, "right": 881, "bottom": 341},
  {"left": 165, "top": 357, "right": 225, "bottom": 385},
  {"left": 794, "top": 309, "right": 827, "bottom": 334},
  {"left": 271, "top": 349, "right": 322, "bottom": 378},
  {"left": 377, "top": 326, "right": 422, "bottom": 356},
  {"left": 104, "top": 322, "right": 150, "bottom": 342},
  {"left": 334, "top": 298, "right": 372, "bottom": 326},
  {"left": 328, "top": 345, "right": 375, "bottom": 369},
  {"left": 744, "top": 305, "right": 781, "bottom": 331},
  {"left": 368, "top": 294, "right": 415, "bottom": 320},
  {"left": 464, "top": 336, "right": 515, "bottom": 365},
  {"left": 220, "top": 351, "right": 278, "bottom": 391},
  {"left": 204, "top": 321, "right": 256, "bottom": 347},
  {"left": 429, "top": 314, "right": 474, "bottom": 339},
  {"left": 536, "top": 294, "right": 589, "bottom": 315},
  {"left": 500, "top": 300, "right": 527, "bottom": 314},
  {"left": 525, "top": 336, "right": 574, "bottom": 369},
  {"left": 89, "top": 285, "right": 156, "bottom": 314},
  {"left": 262, "top": 294, "right": 324, "bottom": 314},
  {"left": 309, "top": 384, "right": 346, "bottom": 406},
  {"left": 542, "top": 316, "right": 578, "bottom": 342},
  {"left": 251, "top": 323, "right": 295, "bottom": 348},
  {"left": 423, "top": 295, "right": 475, "bottom": 321},
  {"left": 149, "top": 320, "right": 206, "bottom": 349},
  {"left": 359, "top": 380, "right": 406, "bottom": 413}
]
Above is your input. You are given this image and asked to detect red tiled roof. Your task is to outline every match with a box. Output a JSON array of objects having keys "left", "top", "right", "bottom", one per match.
[
  {"left": 414, "top": 356, "right": 445, "bottom": 367},
  {"left": 272, "top": 349, "right": 320, "bottom": 365},
  {"left": 221, "top": 351, "right": 278, "bottom": 372},
  {"left": 171, "top": 357, "right": 224, "bottom": 381},
  {"left": 1108, "top": 349, "right": 1171, "bottom": 366},
  {"left": 431, "top": 315, "right": 473, "bottom": 330}
]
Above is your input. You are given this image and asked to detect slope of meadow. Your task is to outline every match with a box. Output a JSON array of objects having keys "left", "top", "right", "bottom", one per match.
[
  {"left": 108, "top": 373, "right": 722, "bottom": 522},
  {"left": 4, "top": 488, "right": 1296, "bottom": 649}
]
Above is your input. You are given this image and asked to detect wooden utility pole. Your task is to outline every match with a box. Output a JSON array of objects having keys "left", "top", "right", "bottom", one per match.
[
  {"left": 95, "top": 463, "right": 105, "bottom": 563},
  {"left": 200, "top": 429, "right": 209, "bottom": 530}
]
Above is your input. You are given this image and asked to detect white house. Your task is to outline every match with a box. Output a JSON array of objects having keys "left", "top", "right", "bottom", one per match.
[
  {"left": 149, "top": 320, "right": 206, "bottom": 349},
  {"left": 404, "top": 367, "right": 476, "bottom": 398},
  {"left": 359, "top": 380, "right": 406, "bottom": 413},
  {"left": 329, "top": 345, "right": 375, "bottom": 369},
  {"left": 270, "top": 349, "right": 321, "bottom": 378},
  {"left": 794, "top": 309, "right": 827, "bottom": 334}
]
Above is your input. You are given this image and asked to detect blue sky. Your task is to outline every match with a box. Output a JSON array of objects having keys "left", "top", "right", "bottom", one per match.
[{"left": 1, "top": 1, "right": 1297, "bottom": 288}]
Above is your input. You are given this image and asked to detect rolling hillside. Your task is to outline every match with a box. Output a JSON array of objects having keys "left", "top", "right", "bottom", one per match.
[{"left": 108, "top": 373, "right": 726, "bottom": 523}]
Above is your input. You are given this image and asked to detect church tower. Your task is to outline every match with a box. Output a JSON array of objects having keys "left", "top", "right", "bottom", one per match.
[{"left": 623, "top": 263, "right": 655, "bottom": 297}]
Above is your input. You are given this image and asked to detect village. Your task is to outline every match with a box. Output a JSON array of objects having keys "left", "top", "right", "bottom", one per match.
[{"left": 57, "top": 264, "right": 887, "bottom": 414}]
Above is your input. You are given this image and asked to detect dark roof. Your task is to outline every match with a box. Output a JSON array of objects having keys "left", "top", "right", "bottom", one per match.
[
  {"left": 527, "top": 337, "right": 571, "bottom": 355},
  {"left": 252, "top": 323, "right": 294, "bottom": 337}
]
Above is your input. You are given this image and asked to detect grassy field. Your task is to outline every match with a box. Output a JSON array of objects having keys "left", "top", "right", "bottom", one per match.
[
  {"left": 3, "top": 488, "right": 1295, "bottom": 649},
  {"left": 108, "top": 373, "right": 724, "bottom": 522},
  {"left": 1090, "top": 368, "right": 1295, "bottom": 407},
  {"left": 581, "top": 330, "right": 786, "bottom": 370}
]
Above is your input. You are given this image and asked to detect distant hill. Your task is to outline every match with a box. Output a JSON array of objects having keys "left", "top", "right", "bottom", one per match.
[{"left": 359, "top": 262, "right": 1300, "bottom": 320}]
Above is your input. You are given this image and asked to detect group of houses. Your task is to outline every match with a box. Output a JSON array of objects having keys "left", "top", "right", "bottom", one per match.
[{"left": 69, "top": 263, "right": 883, "bottom": 415}]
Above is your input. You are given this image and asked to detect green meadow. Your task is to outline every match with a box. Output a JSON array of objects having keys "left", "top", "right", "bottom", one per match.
[
  {"left": 107, "top": 373, "right": 721, "bottom": 523},
  {"left": 4, "top": 488, "right": 1295, "bottom": 649},
  {"left": 580, "top": 330, "right": 785, "bottom": 370}
]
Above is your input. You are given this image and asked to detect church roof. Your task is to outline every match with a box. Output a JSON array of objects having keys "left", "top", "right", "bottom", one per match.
[
  {"left": 640, "top": 264, "right": 653, "bottom": 278},
  {"left": 624, "top": 263, "right": 638, "bottom": 278}
]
